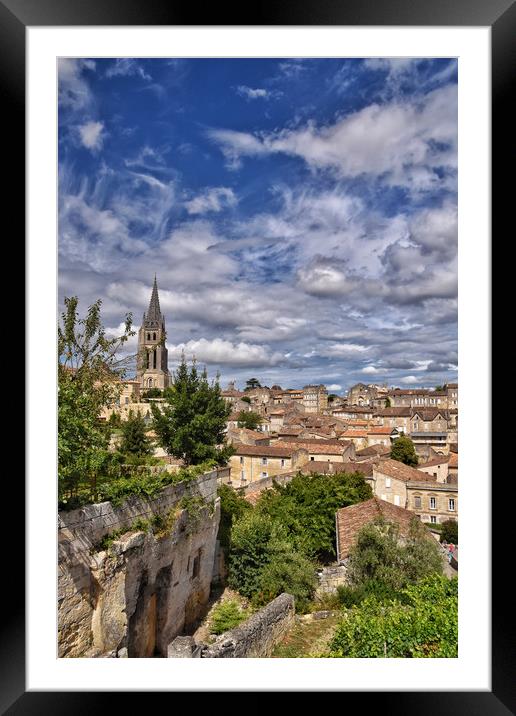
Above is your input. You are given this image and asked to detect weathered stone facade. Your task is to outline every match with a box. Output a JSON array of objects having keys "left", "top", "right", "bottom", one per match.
[{"left": 58, "top": 470, "right": 220, "bottom": 658}]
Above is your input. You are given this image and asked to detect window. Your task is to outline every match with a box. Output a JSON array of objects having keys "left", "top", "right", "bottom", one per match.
[
  {"left": 240, "top": 470, "right": 245, "bottom": 481},
  {"left": 414, "top": 496, "right": 422, "bottom": 509},
  {"left": 394, "top": 495, "right": 400, "bottom": 506},
  {"left": 281, "top": 459, "right": 286, "bottom": 468},
  {"left": 430, "top": 516, "right": 437, "bottom": 524},
  {"left": 413, "top": 422, "right": 418, "bottom": 431},
  {"left": 448, "top": 498, "right": 455, "bottom": 512},
  {"left": 430, "top": 496, "right": 437, "bottom": 510},
  {"left": 385, "top": 477, "right": 391, "bottom": 488},
  {"left": 310, "top": 456, "right": 315, "bottom": 461},
  {"left": 261, "top": 457, "right": 268, "bottom": 466},
  {"left": 240, "top": 456, "right": 244, "bottom": 465},
  {"left": 147, "top": 333, "right": 150, "bottom": 340},
  {"left": 153, "top": 332, "right": 156, "bottom": 341},
  {"left": 261, "top": 471, "right": 268, "bottom": 478}
]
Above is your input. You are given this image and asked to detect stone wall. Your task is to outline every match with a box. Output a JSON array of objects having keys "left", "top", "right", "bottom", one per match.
[
  {"left": 315, "top": 565, "right": 349, "bottom": 595},
  {"left": 167, "top": 593, "right": 295, "bottom": 658},
  {"left": 58, "top": 469, "right": 220, "bottom": 658}
]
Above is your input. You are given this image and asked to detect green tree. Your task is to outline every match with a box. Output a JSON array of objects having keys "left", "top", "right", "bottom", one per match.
[
  {"left": 58, "top": 296, "right": 134, "bottom": 505},
  {"left": 384, "top": 396, "right": 391, "bottom": 408},
  {"left": 142, "top": 387, "right": 163, "bottom": 399},
  {"left": 256, "top": 471, "right": 373, "bottom": 562},
  {"left": 236, "top": 410, "right": 262, "bottom": 430},
  {"left": 241, "top": 395, "right": 251, "bottom": 404},
  {"left": 345, "top": 517, "right": 443, "bottom": 600},
  {"left": 217, "top": 483, "right": 252, "bottom": 554},
  {"left": 151, "top": 353, "right": 234, "bottom": 466},
  {"left": 434, "top": 385, "right": 445, "bottom": 392},
  {"left": 119, "top": 409, "right": 153, "bottom": 456},
  {"left": 328, "top": 574, "right": 458, "bottom": 658},
  {"left": 390, "top": 434, "right": 419, "bottom": 466},
  {"left": 245, "top": 378, "right": 261, "bottom": 391},
  {"left": 227, "top": 511, "right": 316, "bottom": 611},
  {"left": 440, "top": 519, "right": 458, "bottom": 544}
]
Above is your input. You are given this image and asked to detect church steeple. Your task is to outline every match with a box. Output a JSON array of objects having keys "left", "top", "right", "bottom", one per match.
[
  {"left": 137, "top": 275, "right": 170, "bottom": 390},
  {"left": 144, "top": 275, "right": 164, "bottom": 328}
]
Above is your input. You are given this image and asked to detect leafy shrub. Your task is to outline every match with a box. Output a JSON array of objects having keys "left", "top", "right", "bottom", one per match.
[
  {"left": 328, "top": 574, "right": 458, "bottom": 658},
  {"left": 217, "top": 484, "right": 252, "bottom": 553},
  {"left": 255, "top": 471, "right": 372, "bottom": 562},
  {"left": 210, "top": 600, "right": 250, "bottom": 635},
  {"left": 440, "top": 519, "right": 458, "bottom": 545}
]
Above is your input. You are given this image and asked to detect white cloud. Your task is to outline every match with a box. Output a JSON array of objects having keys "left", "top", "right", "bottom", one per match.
[
  {"left": 58, "top": 59, "right": 95, "bottom": 110},
  {"left": 326, "top": 384, "right": 342, "bottom": 391},
  {"left": 78, "top": 121, "right": 105, "bottom": 152},
  {"left": 184, "top": 187, "right": 238, "bottom": 215},
  {"left": 105, "top": 59, "right": 152, "bottom": 81},
  {"left": 168, "top": 338, "right": 283, "bottom": 367},
  {"left": 236, "top": 86, "right": 282, "bottom": 101},
  {"left": 400, "top": 375, "right": 420, "bottom": 384},
  {"left": 208, "top": 84, "right": 457, "bottom": 189},
  {"left": 362, "top": 366, "right": 380, "bottom": 374}
]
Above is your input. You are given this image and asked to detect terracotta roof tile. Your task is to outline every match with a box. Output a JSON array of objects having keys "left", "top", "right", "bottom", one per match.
[
  {"left": 336, "top": 497, "right": 425, "bottom": 561},
  {"left": 374, "top": 459, "right": 437, "bottom": 483}
]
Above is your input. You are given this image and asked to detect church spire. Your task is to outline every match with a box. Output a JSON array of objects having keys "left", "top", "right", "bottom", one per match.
[{"left": 144, "top": 275, "right": 163, "bottom": 327}]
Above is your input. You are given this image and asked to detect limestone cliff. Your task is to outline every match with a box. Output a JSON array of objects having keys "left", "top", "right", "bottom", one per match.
[{"left": 58, "top": 470, "right": 221, "bottom": 657}]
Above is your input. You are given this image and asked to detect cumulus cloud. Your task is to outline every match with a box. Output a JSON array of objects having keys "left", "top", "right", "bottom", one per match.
[
  {"left": 184, "top": 187, "right": 238, "bottom": 215},
  {"left": 168, "top": 338, "right": 283, "bottom": 367},
  {"left": 78, "top": 121, "right": 105, "bottom": 152}
]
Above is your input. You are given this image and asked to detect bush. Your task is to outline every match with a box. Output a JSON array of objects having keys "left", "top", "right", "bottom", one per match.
[
  {"left": 255, "top": 470, "right": 373, "bottom": 562},
  {"left": 440, "top": 519, "right": 458, "bottom": 544},
  {"left": 345, "top": 517, "right": 444, "bottom": 598},
  {"left": 254, "top": 541, "right": 317, "bottom": 612},
  {"left": 390, "top": 435, "right": 419, "bottom": 466},
  {"left": 217, "top": 484, "right": 252, "bottom": 553},
  {"left": 328, "top": 574, "right": 458, "bottom": 658},
  {"left": 210, "top": 600, "right": 249, "bottom": 635}
]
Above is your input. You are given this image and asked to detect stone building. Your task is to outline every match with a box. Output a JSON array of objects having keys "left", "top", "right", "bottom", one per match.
[
  {"left": 370, "top": 459, "right": 458, "bottom": 525},
  {"left": 347, "top": 383, "right": 382, "bottom": 406},
  {"left": 228, "top": 443, "right": 309, "bottom": 486},
  {"left": 137, "top": 276, "right": 171, "bottom": 391},
  {"left": 302, "top": 384, "right": 328, "bottom": 413}
]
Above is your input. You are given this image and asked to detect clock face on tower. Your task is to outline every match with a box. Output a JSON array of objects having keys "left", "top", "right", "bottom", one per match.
[{"left": 137, "top": 276, "right": 170, "bottom": 390}]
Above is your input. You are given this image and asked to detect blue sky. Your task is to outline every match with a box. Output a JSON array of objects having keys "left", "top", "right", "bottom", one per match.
[{"left": 58, "top": 57, "right": 458, "bottom": 393}]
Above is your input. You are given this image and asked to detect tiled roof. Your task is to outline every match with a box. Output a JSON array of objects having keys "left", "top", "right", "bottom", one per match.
[
  {"left": 232, "top": 443, "right": 300, "bottom": 458},
  {"left": 419, "top": 455, "right": 450, "bottom": 468},
  {"left": 374, "top": 459, "right": 437, "bottom": 483},
  {"left": 336, "top": 497, "right": 423, "bottom": 561},
  {"left": 340, "top": 430, "right": 368, "bottom": 438},
  {"left": 368, "top": 426, "right": 397, "bottom": 435},
  {"left": 411, "top": 409, "right": 449, "bottom": 421},
  {"left": 356, "top": 445, "right": 391, "bottom": 456},
  {"left": 448, "top": 452, "right": 458, "bottom": 468},
  {"left": 374, "top": 407, "right": 411, "bottom": 417},
  {"left": 277, "top": 439, "right": 350, "bottom": 455}
]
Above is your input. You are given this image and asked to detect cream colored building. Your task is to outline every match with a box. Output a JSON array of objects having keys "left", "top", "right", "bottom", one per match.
[
  {"left": 302, "top": 384, "right": 328, "bottom": 413},
  {"left": 370, "top": 459, "right": 458, "bottom": 525},
  {"left": 228, "top": 444, "right": 309, "bottom": 486}
]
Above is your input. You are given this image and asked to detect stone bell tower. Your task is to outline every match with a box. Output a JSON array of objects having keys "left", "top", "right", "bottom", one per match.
[{"left": 137, "top": 276, "right": 170, "bottom": 390}]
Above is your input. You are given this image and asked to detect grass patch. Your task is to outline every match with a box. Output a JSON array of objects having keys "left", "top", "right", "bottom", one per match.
[
  {"left": 271, "top": 614, "right": 342, "bottom": 658},
  {"left": 209, "top": 600, "right": 251, "bottom": 636}
]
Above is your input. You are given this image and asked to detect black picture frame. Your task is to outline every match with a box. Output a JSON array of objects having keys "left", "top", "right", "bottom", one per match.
[{"left": 5, "top": 0, "right": 507, "bottom": 710}]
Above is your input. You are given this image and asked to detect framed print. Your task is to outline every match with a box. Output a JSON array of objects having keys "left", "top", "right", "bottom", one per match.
[{"left": 3, "top": 0, "right": 509, "bottom": 709}]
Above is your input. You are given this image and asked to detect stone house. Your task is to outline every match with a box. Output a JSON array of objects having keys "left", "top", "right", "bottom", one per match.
[
  {"left": 335, "top": 496, "right": 431, "bottom": 563},
  {"left": 367, "top": 426, "right": 400, "bottom": 447},
  {"left": 371, "top": 459, "right": 459, "bottom": 525},
  {"left": 338, "top": 430, "right": 368, "bottom": 450},
  {"left": 275, "top": 438, "right": 355, "bottom": 463},
  {"left": 228, "top": 443, "right": 309, "bottom": 486},
  {"left": 226, "top": 427, "right": 271, "bottom": 446},
  {"left": 347, "top": 382, "right": 379, "bottom": 406},
  {"left": 354, "top": 444, "right": 391, "bottom": 461},
  {"left": 410, "top": 409, "right": 449, "bottom": 434},
  {"left": 418, "top": 455, "right": 450, "bottom": 483},
  {"left": 332, "top": 405, "right": 375, "bottom": 420},
  {"left": 373, "top": 407, "right": 411, "bottom": 434},
  {"left": 302, "top": 384, "right": 328, "bottom": 413}
]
